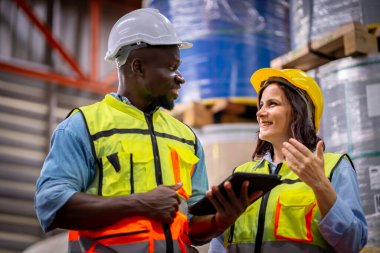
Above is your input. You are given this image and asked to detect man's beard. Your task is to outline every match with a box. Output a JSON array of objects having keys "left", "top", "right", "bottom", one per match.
[{"left": 152, "top": 95, "right": 174, "bottom": 110}]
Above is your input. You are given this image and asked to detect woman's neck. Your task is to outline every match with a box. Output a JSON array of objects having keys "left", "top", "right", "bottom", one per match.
[{"left": 272, "top": 144, "right": 285, "bottom": 164}]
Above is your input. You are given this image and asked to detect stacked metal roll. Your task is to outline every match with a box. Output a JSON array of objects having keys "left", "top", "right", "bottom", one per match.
[{"left": 317, "top": 54, "right": 380, "bottom": 249}]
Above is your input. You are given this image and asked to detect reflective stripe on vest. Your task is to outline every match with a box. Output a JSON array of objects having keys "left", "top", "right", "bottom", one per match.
[
  {"left": 68, "top": 212, "right": 192, "bottom": 253},
  {"left": 225, "top": 153, "right": 349, "bottom": 253},
  {"left": 228, "top": 241, "right": 329, "bottom": 253},
  {"left": 68, "top": 95, "right": 199, "bottom": 253}
]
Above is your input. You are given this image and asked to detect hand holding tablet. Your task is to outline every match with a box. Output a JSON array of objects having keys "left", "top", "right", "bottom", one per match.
[{"left": 189, "top": 172, "right": 282, "bottom": 216}]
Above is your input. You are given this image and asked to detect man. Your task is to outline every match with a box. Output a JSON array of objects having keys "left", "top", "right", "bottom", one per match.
[{"left": 35, "top": 8, "right": 258, "bottom": 253}]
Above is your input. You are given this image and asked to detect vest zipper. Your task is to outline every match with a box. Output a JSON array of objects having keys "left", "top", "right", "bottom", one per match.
[
  {"left": 227, "top": 224, "right": 235, "bottom": 243},
  {"left": 144, "top": 112, "right": 163, "bottom": 185},
  {"left": 97, "top": 158, "right": 103, "bottom": 196},
  {"left": 130, "top": 153, "right": 134, "bottom": 194},
  {"left": 144, "top": 112, "right": 173, "bottom": 253},
  {"left": 254, "top": 163, "right": 282, "bottom": 253}
]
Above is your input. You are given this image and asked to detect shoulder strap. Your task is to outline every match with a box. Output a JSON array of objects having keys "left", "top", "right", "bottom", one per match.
[
  {"left": 328, "top": 153, "right": 355, "bottom": 181},
  {"left": 66, "top": 107, "right": 80, "bottom": 119}
]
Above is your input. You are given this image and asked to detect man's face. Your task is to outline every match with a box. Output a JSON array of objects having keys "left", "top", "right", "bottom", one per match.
[{"left": 139, "top": 45, "right": 185, "bottom": 110}]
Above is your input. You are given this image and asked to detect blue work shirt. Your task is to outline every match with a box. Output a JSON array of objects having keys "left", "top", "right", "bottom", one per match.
[
  {"left": 35, "top": 95, "right": 209, "bottom": 232},
  {"left": 209, "top": 153, "right": 368, "bottom": 253}
]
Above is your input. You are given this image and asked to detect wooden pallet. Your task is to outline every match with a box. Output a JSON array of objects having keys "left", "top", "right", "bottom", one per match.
[
  {"left": 271, "top": 22, "right": 379, "bottom": 71},
  {"left": 169, "top": 100, "right": 257, "bottom": 128}
]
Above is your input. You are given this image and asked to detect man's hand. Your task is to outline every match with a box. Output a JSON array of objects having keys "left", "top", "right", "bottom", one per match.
[
  {"left": 206, "top": 181, "right": 262, "bottom": 231},
  {"left": 188, "top": 181, "right": 262, "bottom": 244},
  {"left": 137, "top": 183, "right": 182, "bottom": 223}
]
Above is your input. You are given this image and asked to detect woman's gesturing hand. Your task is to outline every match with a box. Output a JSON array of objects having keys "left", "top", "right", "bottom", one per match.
[{"left": 282, "top": 138, "right": 327, "bottom": 190}]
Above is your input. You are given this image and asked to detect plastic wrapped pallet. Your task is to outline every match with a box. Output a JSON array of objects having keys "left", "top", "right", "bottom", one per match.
[
  {"left": 290, "top": 0, "right": 380, "bottom": 50},
  {"left": 145, "top": 0, "right": 289, "bottom": 103},
  {"left": 317, "top": 53, "right": 380, "bottom": 250}
]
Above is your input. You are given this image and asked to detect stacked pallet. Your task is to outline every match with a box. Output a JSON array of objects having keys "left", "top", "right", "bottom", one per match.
[
  {"left": 169, "top": 100, "right": 257, "bottom": 128},
  {"left": 271, "top": 22, "right": 379, "bottom": 71},
  {"left": 171, "top": 22, "right": 379, "bottom": 128}
]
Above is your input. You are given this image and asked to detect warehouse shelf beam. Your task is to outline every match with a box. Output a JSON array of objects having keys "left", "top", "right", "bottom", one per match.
[
  {"left": 0, "top": 61, "right": 112, "bottom": 94},
  {"left": 14, "top": 0, "right": 86, "bottom": 79},
  {"left": 90, "top": 0, "right": 100, "bottom": 82},
  {"left": 0, "top": 0, "right": 140, "bottom": 94}
]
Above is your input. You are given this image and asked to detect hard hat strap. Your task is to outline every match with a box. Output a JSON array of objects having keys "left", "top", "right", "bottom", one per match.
[{"left": 115, "top": 42, "right": 148, "bottom": 68}]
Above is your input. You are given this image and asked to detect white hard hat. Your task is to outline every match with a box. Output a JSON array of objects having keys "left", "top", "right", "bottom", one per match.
[{"left": 105, "top": 8, "right": 192, "bottom": 62}]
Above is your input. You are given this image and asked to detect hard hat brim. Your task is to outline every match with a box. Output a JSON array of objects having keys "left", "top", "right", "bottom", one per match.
[
  {"left": 250, "top": 68, "right": 291, "bottom": 94},
  {"left": 179, "top": 42, "right": 193, "bottom": 49},
  {"left": 105, "top": 41, "right": 193, "bottom": 62}
]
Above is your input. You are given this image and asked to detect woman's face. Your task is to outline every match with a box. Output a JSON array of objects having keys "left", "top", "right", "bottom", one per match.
[{"left": 257, "top": 83, "right": 293, "bottom": 146}]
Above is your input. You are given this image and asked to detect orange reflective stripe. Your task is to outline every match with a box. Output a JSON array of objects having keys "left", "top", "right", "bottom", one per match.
[
  {"left": 190, "top": 164, "right": 195, "bottom": 177},
  {"left": 78, "top": 213, "right": 189, "bottom": 243},
  {"left": 69, "top": 230, "right": 80, "bottom": 241},
  {"left": 170, "top": 212, "right": 190, "bottom": 252},
  {"left": 170, "top": 212, "right": 188, "bottom": 239},
  {"left": 82, "top": 216, "right": 153, "bottom": 241},
  {"left": 69, "top": 210, "right": 191, "bottom": 252},
  {"left": 170, "top": 150, "right": 190, "bottom": 199},
  {"left": 274, "top": 198, "right": 281, "bottom": 233},
  {"left": 304, "top": 202, "right": 315, "bottom": 242},
  {"left": 96, "top": 231, "right": 150, "bottom": 246},
  {"left": 86, "top": 242, "right": 98, "bottom": 253}
]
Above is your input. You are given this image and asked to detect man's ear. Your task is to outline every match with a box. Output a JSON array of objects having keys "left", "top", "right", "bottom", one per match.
[{"left": 131, "top": 58, "right": 144, "bottom": 77}]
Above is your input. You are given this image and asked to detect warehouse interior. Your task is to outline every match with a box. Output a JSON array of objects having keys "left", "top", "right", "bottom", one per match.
[{"left": 0, "top": 0, "right": 379, "bottom": 253}]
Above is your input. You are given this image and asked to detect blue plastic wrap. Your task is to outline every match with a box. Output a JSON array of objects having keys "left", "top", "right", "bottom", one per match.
[{"left": 145, "top": 0, "right": 289, "bottom": 103}]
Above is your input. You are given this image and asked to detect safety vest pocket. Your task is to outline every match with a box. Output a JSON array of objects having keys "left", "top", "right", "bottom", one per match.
[
  {"left": 274, "top": 188, "right": 316, "bottom": 242},
  {"left": 100, "top": 149, "right": 153, "bottom": 197},
  {"left": 168, "top": 144, "right": 199, "bottom": 199}
]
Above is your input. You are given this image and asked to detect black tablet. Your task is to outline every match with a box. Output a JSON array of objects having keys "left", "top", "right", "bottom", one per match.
[{"left": 189, "top": 172, "right": 282, "bottom": 216}]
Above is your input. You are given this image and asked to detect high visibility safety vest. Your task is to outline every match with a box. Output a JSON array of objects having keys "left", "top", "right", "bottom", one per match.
[
  {"left": 67, "top": 95, "right": 200, "bottom": 253},
  {"left": 225, "top": 153, "right": 354, "bottom": 253}
]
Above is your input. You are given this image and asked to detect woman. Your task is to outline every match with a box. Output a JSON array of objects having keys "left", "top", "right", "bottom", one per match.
[{"left": 208, "top": 68, "right": 367, "bottom": 253}]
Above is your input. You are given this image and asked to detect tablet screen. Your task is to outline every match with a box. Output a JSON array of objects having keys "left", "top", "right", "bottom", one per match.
[{"left": 189, "top": 172, "right": 282, "bottom": 216}]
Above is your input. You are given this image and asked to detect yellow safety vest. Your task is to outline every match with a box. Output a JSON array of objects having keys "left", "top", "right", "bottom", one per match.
[
  {"left": 67, "top": 95, "right": 200, "bottom": 253},
  {"left": 225, "top": 153, "right": 351, "bottom": 253}
]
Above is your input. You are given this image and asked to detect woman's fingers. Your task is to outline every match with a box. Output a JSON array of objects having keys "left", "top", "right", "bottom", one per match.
[{"left": 289, "top": 138, "right": 312, "bottom": 156}]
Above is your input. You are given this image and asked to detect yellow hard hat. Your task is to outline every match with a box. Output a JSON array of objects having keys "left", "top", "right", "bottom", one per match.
[{"left": 250, "top": 68, "right": 323, "bottom": 132}]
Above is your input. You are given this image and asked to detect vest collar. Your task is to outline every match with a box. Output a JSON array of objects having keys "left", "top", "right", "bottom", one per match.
[{"left": 104, "top": 94, "right": 161, "bottom": 122}]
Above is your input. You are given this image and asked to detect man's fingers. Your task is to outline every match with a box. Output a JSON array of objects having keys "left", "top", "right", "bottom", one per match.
[
  {"left": 165, "top": 182, "right": 183, "bottom": 191},
  {"left": 238, "top": 180, "right": 250, "bottom": 206},
  {"left": 206, "top": 188, "right": 224, "bottom": 211},
  {"left": 248, "top": 190, "right": 263, "bottom": 203}
]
